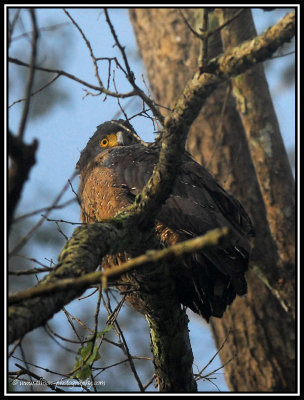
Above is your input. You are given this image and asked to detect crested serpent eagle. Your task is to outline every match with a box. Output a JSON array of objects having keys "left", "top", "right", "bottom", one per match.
[{"left": 76, "top": 119, "right": 254, "bottom": 321}]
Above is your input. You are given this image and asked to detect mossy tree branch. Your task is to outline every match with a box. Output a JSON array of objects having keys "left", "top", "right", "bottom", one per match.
[{"left": 9, "top": 228, "right": 228, "bottom": 305}]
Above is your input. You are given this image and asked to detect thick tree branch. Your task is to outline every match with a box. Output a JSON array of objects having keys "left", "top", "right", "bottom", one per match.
[
  {"left": 143, "top": 266, "right": 197, "bottom": 392},
  {"left": 9, "top": 228, "right": 228, "bottom": 305},
  {"left": 200, "top": 10, "right": 295, "bottom": 76},
  {"left": 8, "top": 131, "right": 38, "bottom": 233},
  {"left": 167, "top": 11, "right": 295, "bottom": 130}
]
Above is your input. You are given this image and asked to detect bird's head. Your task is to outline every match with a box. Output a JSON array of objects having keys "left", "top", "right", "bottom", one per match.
[{"left": 76, "top": 119, "right": 142, "bottom": 171}]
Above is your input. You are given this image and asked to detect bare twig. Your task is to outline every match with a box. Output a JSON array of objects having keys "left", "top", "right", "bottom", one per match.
[
  {"left": 9, "top": 74, "right": 60, "bottom": 109},
  {"left": 8, "top": 56, "right": 137, "bottom": 99},
  {"left": 104, "top": 9, "right": 134, "bottom": 83},
  {"left": 178, "top": 9, "right": 201, "bottom": 38},
  {"left": 197, "top": 329, "right": 232, "bottom": 376},
  {"left": 11, "top": 22, "right": 70, "bottom": 43},
  {"left": 270, "top": 49, "right": 295, "bottom": 59},
  {"left": 106, "top": 296, "right": 126, "bottom": 326},
  {"left": 12, "top": 352, "right": 72, "bottom": 378},
  {"left": 120, "top": 333, "right": 145, "bottom": 391},
  {"left": 43, "top": 325, "right": 79, "bottom": 353},
  {"left": 8, "top": 9, "right": 21, "bottom": 47},
  {"left": 8, "top": 338, "right": 22, "bottom": 358},
  {"left": 143, "top": 375, "right": 156, "bottom": 390},
  {"left": 9, "top": 173, "right": 77, "bottom": 256},
  {"left": 13, "top": 198, "right": 75, "bottom": 223},
  {"left": 112, "top": 316, "right": 145, "bottom": 391},
  {"left": 14, "top": 363, "right": 65, "bottom": 392},
  {"left": 62, "top": 8, "right": 104, "bottom": 89},
  {"left": 99, "top": 291, "right": 145, "bottom": 391},
  {"left": 9, "top": 266, "right": 53, "bottom": 276},
  {"left": 210, "top": 8, "right": 245, "bottom": 37},
  {"left": 179, "top": 8, "right": 245, "bottom": 41},
  {"left": 104, "top": 8, "right": 164, "bottom": 124},
  {"left": 94, "top": 356, "right": 151, "bottom": 376},
  {"left": 17, "top": 9, "right": 39, "bottom": 139},
  {"left": 198, "top": 9, "right": 210, "bottom": 67},
  {"left": 41, "top": 215, "right": 82, "bottom": 226}
]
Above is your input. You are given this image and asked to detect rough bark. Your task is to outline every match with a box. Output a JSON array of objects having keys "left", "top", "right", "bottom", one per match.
[
  {"left": 137, "top": 262, "right": 197, "bottom": 392},
  {"left": 216, "top": 7, "right": 295, "bottom": 315},
  {"left": 129, "top": 7, "right": 295, "bottom": 392}
]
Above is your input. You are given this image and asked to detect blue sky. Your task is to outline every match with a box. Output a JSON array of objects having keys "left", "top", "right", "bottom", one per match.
[{"left": 8, "top": 7, "right": 295, "bottom": 392}]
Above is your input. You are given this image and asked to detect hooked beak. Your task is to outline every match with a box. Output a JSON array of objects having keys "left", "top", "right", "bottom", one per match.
[{"left": 116, "top": 131, "right": 125, "bottom": 146}]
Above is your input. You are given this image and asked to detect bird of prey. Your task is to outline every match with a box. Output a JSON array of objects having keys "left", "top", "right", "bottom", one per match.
[{"left": 76, "top": 119, "right": 254, "bottom": 320}]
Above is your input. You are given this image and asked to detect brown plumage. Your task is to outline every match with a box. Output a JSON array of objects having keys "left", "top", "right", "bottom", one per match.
[{"left": 76, "top": 119, "right": 254, "bottom": 321}]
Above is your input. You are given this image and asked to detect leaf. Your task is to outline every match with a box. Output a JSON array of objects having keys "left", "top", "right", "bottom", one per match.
[
  {"left": 72, "top": 342, "right": 100, "bottom": 380},
  {"left": 97, "top": 324, "right": 113, "bottom": 337},
  {"left": 74, "top": 362, "right": 92, "bottom": 381},
  {"left": 71, "top": 325, "right": 112, "bottom": 379}
]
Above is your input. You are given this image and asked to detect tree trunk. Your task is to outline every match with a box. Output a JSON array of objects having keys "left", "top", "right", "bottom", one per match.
[
  {"left": 137, "top": 261, "right": 197, "bottom": 392},
  {"left": 129, "top": 8, "right": 295, "bottom": 392}
]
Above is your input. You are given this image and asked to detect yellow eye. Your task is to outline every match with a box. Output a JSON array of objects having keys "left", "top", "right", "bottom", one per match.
[{"left": 100, "top": 138, "right": 109, "bottom": 148}]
